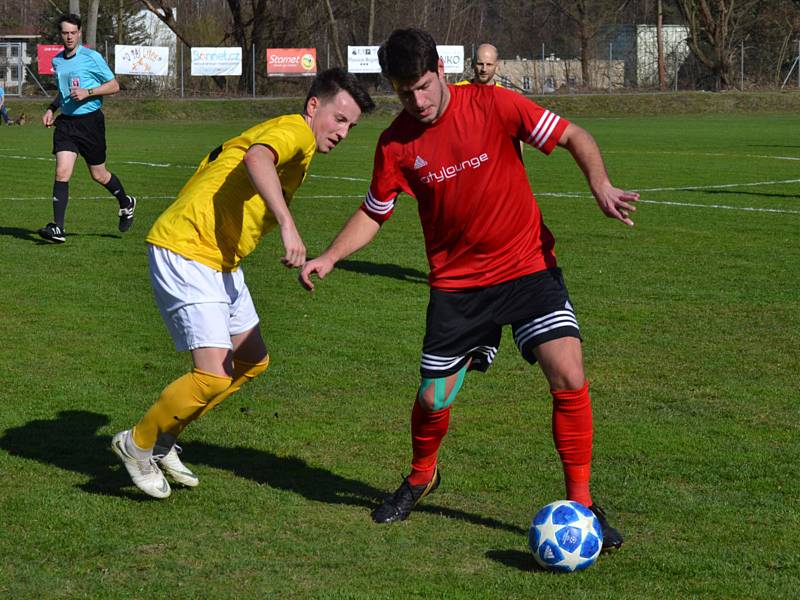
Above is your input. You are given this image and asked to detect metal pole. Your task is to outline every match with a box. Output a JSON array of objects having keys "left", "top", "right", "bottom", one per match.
[
  {"left": 797, "top": 39, "right": 799, "bottom": 88},
  {"left": 608, "top": 42, "right": 612, "bottom": 94},
  {"left": 541, "top": 43, "right": 545, "bottom": 94},
  {"left": 180, "top": 43, "right": 184, "bottom": 98},
  {"left": 252, "top": 45, "right": 256, "bottom": 97},
  {"left": 674, "top": 53, "right": 678, "bottom": 92},
  {"left": 740, "top": 40, "right": 744, "bottom": 91}
]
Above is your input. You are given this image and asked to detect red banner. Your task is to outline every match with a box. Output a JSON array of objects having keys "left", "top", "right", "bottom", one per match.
[
  {"left": 37, "top": 45, "right": 64, "bottom": 75},
  {"left": 266, "top": 48, "right": 317, "bottom": 76}
]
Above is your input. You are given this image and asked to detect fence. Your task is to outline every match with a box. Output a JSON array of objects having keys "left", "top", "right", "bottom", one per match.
[{"left": 6, "top": 37, "right": 800, "bottom": 98}]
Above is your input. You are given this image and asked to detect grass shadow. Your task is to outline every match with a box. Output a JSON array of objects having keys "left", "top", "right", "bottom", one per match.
[
  {"left": 485, "top": 549, "right": 546, "bottom": 572},
  {"left": 336, "top": 259, "right": 427, "bottom": 284},
  {"left": 0, "top": 226, "right": 44, "bottom": 243},
  {"left": 0, "top": 410, "right": 525, "bottom": 535}
]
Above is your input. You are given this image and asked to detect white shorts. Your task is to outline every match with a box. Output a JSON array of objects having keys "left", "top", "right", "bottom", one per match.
[{"left": 148, "top": 244, "right": 260, "bottom": 352}]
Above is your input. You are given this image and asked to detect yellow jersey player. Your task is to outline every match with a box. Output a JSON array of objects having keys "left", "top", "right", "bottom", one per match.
[
  {"left": 456, "top": 43, "right": 502, "bottom": 86},
  {"left": 112, "top": 68, "right": 374, "bottom": 498}
]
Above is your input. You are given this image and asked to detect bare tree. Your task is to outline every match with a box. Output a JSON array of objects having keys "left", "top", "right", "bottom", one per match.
[
  {"left": 548, "top": 0, "right": 629, "bottom": 87},
  {"left": 675, "top": 0, "right": 761, "bottom": 90},
  {"left": 85, "top": 0, "right": 99, "bottom": 48}
]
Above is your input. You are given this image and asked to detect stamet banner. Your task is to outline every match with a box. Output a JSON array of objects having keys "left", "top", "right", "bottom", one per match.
[{"left": 266, "top": 48, "right": 317, "bottom": 76}]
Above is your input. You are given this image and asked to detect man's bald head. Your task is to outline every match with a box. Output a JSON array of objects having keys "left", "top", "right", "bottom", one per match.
[{"left": 473, "top": 44, "right": 498, "bottom": 85}]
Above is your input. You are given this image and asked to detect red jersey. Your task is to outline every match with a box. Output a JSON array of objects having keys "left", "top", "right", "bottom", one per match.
[{"left": 362, "top": 84, "right": 569, "bottom": 291}]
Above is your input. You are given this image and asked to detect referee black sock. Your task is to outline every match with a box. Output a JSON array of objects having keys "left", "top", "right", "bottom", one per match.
[
  {"left": 52, "top": 180, "right": 69, "bottom": 229},
  {"left": 103, "top": 173, "right": 131, "bottom": 208}
]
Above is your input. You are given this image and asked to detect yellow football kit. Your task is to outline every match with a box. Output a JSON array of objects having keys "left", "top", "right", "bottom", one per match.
[
  {"left": 146, "top": 113, "right": 316, "bottom": 272},
  {"left": 454, "top": 79, "right": 504, "bottom": 87}
]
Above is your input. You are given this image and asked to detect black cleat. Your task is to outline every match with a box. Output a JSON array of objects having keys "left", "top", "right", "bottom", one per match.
[
  {"left": 590, "top": 503, "right": 624, "bottom": 551},
  {"left": 118, "top": 195, "right": 136, "bottom": 232},
  {"left": 372, "top": 467, "right": 441, "bottom": 524},
  {"left": 38, "top": 222, "right": 66, "bottom": 243}
]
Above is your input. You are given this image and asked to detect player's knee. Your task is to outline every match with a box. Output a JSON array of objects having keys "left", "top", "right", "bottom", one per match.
[
  {"left": 235, "top": 354, "right": 270, "bottom": 383},
  {"left": 190, "top": 368, "right": 233, "bottom": 403},
  {"left": 417, "top": 364, "right": 468, "bottom": 411}
]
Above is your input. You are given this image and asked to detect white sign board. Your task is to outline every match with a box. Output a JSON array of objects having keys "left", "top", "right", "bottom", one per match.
[
  {"left": 115, "top": 45, "right": 170, "bottom": 76},
  {"left": 191, "top": 47, "right": 242, "bottom": 76},
  {"left": 348, "top": 46, "right": 380, "bottom": 73},
  {"left": 437, "top": 45, "right": 464, "bottom": 74},
  {"left": 347, "top": 45, "right": 464, "bottom": 74}
]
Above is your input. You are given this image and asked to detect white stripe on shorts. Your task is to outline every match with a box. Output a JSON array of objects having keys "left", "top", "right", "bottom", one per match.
[
  {"left": 420, "top": 344, "right": 497, "bottom": 375},
  {"left": 513, "top": 309, "right": 579, "bottom": 350}
]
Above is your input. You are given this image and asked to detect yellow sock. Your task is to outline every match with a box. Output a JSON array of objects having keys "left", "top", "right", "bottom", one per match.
[
  {"left": 132, "top": 368, "right": 232, "bottom": 449},
  {"left": 194, "top": 356, "right": 270, "bottom": 421}
]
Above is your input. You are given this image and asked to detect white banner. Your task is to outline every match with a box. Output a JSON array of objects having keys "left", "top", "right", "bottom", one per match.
[
  {"left": 347, "top": 46, "right": 380, "bottom": 73},
  {"left": 437, "top": 45, "right": 464, "bottom": 74},
  {"left": 346, "top": 45, "right": 464, "bottom": 74},
  {"left": 115, "top": 45, "right": 170, "bottom": 76},
  {"left": 191, "top": 47, "right": 242, "bottom": 76}
]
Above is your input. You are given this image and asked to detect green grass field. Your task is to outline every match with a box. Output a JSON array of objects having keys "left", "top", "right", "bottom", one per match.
[{"left": 0, "top": 105, "right": 798, "bottom": 599}]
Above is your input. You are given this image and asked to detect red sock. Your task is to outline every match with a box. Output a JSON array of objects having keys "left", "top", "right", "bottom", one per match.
[
  {"left": 551, "top": 380, "right": 593, "bottom": 507},
  {"left": 408, "top": 400, "right": 450, "bottom": 486}
]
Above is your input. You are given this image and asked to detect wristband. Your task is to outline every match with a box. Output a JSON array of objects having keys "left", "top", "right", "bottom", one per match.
[{"left": 88, "top": 88, "right": 94, "bottom": 96}]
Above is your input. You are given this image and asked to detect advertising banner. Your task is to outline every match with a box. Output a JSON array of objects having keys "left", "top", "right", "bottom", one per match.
[
  {"left": 347, "top": 46, "right": 380, "bottom": 74},
  {"left": 266, "top": 48, "right": 317, "bottom": 76},
  {"left": 191, "top": 47, "right": 242, "bottom": 76},
  {"left": 37, "top": 45, "right": 63, "bottom": 75},
  {"left": 114, "top": 45, "right": 170, "bottom": 76},
  {"left": 345, "top": 45, "right": 464, "bottom": 74},
  {"left": 437, "top": 45, "right": 464, "bottom": 74}
]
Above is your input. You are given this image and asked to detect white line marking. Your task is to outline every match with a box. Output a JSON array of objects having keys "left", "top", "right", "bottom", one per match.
[{"left": 309, "top": 174, "right": 370, "bottom": 182}]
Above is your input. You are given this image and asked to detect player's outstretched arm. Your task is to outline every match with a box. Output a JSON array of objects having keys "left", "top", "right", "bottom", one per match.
[
  {"left": 244, "top": 144, "right": 306, "bottom": 267},
  {"left": 558, "top": 123, "right": 640, "bottom": 226},
  {"left": 299, "top": 209, "right": 381, "bottom": 291}
]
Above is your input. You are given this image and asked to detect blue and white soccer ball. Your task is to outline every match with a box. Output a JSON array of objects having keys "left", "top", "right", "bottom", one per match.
[{"left": 529, "top": 500, "right": 603, "bottom": 572}]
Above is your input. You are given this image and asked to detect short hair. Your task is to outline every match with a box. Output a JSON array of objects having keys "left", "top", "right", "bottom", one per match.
[
  {"left": 378, "top": 28, "right": 439, "bottom": 82},
  {"left": 58, "top": 13, "right": 82, "bottom": 30},
  {"left": 304, "top": 67, "right": 375, "bottom": 114}
]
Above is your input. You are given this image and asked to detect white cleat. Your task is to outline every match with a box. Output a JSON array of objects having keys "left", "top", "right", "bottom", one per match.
[
  {"left": 111, "top": 430, "right": 171, "bottom": 499},
  {"left": 154, "top": 444, "right": 199, "bottom": 487}
]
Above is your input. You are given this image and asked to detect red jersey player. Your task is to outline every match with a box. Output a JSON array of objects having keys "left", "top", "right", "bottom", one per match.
[{"left": 300, "top": 28, "right": 638, "bottom": 551}]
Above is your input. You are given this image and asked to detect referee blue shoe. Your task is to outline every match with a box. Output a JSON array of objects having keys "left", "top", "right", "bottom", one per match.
[
  {"left": 372, "top": 467, "right": 441, "bottom": 523},
  {"left": 118, "top": 195, "right": 136, "bottom": 232},
  {"left": 589, "top": 503, "right": 624, "bottom": 551},
  {"left": 38, "top": 222, "right": 66, "bottom": 243}
]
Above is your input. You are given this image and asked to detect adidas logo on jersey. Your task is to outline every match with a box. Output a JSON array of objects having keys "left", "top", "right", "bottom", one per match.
[{"left": 413, "top": 155, "right": 428, "bottom": 169}]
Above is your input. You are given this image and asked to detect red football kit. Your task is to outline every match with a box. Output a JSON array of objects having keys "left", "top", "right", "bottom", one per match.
[{"left": 361, "top": 83, "right": 570, "bottom": 291}]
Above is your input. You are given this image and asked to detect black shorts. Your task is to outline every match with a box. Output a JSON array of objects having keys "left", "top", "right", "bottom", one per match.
[
  {"left": 420, "top": 268, "right": 581, "bottom": 378},
  {"left": 52, "top": 110, "right": 107, "bottom": 166}
]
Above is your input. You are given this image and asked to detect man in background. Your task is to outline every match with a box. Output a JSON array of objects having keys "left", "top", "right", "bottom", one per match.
[
  {"left": 456, "top": 43, "right": 501, "bottom": 86},
  {"left": 0, "top": 79, "right": 11, "bottom": 125}
]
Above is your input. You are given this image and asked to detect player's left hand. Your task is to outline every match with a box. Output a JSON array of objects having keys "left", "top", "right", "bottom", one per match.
[
  {"left": 593, "top": 183, "right": 640, "bottom": 226},
  {"left": 69, "top": 87, "right": 89, "bottom": 101},
  {"left": 279, "top": 222, "right": 306, "bottom": 268}
]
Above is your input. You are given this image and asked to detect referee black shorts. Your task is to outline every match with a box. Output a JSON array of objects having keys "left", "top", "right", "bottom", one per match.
[
  {"left": 420, "top": 268, "right": 582, "bottom": 378},
  {"left": 52, "top": 110, "right": 107, "bottom": 166}
]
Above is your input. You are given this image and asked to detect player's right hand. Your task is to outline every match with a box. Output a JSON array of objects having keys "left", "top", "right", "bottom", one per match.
[
  {"left": 299, "top": 257, "right": 334, "bottom": 291},
  {"left": 43, "top": 110, "right": 55, "bottom": 127}
]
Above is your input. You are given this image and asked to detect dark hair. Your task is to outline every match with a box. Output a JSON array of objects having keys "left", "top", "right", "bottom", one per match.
[
  {"left": 304, "top": 67, "right": 375, "bottom": 114},
  {"left": 378, "top": 28, "right": 439, "bottom": 82},
  {"left": 58, "top": 13, "right": 82, "bottom": 30}
]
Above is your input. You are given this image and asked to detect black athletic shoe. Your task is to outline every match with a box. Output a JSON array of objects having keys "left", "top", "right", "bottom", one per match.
[
  {"left": 590, "top": 503, "right": 624, "bottom": 551},
  {"left": 372, "top": 467, "right": 441, "bottom": 524},
  {"left": 38, "top": 222, "right": 66, "bottom": 243},
  {"left": 118, "top": 195, "right": 136, "bottom": 232}
]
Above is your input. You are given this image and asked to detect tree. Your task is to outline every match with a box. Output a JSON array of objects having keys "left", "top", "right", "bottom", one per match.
[
  {"left": 675, "top": 0, "right": 761, "bottom": 90},
  {"left": 548, "top": 0, "right": 630, "bottom": 87}
]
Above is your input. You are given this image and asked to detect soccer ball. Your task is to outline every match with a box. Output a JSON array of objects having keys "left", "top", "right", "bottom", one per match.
[{"left": 529, "top": 500, "right": 603, "bottom": 572}]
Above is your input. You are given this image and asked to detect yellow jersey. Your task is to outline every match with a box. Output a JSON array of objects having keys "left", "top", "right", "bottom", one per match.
[
  {"left": 147, "top": 114, "right": 316, "bottom": 272},
  {"left": 454, "top": 79, "right": 504, "bottom": 87}
]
